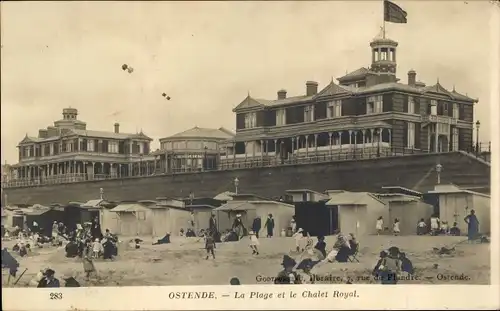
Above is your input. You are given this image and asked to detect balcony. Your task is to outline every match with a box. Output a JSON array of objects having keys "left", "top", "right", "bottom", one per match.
[{"left": 422, "top": 115, "right": 457, "bottom": 125}]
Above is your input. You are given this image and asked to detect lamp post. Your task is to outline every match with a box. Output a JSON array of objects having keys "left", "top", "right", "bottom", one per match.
[
  {"left": 475, "top": 120, "right": 480, "bottom": 155},
  {"left": 435, "top": 163, "right": 442, "bottom": 185},
  {"left": 203, "top": 146, "right": 208, "bottom": 171},
  {"left": 376, "top": 129, "right": 381, "bottom": 158},
  {"left": 139, "top": 153, "right": 143, "bottom": 176},
  {"left": 234, "top": 177, "right": 239, "bottom": 195},
  {"left": 100, "top": 187, "right": 104, "bottom": 200}
]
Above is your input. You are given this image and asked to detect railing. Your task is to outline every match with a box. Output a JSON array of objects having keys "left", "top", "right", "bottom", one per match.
[
  {"left": 1, "top": 144, "right": 491, "bottom": 188},
  {"left": 423, "top": 115, "right": 458, "bottom": 125},
  {"left": 462, "top": 142, "right": 491, "bottom": 162}
]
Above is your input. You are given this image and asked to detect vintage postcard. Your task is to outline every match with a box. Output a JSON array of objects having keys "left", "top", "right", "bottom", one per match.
[{"left": 1, "top": 0, "right": 499, "bottom": 310}]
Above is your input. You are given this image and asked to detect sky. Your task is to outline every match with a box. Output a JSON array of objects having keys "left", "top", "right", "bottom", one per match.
[{"left": 1, "top": 1, "right": 497, "bottom": 164}]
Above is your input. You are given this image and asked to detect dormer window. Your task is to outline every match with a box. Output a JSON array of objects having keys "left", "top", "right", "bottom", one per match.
[
  {"left": 304, "top": 105, "right": 313, "bottom": 122},
  {"left": 327, "top": 100, "right": 342, "bottom": 118},
  {"left": 276, "top": 109, "right": 286, "bottom": 126},
  {"left": 367, "top": 96, "right": 383, "bottom": 114},
  {"left": 244, "top": 112, "right": 257, "bottom": 129},
  {"left": 408, "top": 96, "right": 415, "bottom": 114}
]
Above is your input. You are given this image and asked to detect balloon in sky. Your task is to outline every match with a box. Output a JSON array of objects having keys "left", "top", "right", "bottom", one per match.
[
  {"left": 162, "top": 93, "right": 171, "bottom": 100},
  {"left": 127, "top": 67, "right": 134, "bottom": 74},
  {"left": 122, "top": 64, "right": 128, "bottom": 71}
]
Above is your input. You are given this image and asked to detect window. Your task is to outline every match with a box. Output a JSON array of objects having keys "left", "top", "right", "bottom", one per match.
[
  {"left": 109, "top": 141, "right": 119, "bottom": 153},
  {"left": 367, "top": 96, "right": 383, "bottom": 114},
  {"left": 407, "top": 123, "right": 415, "bottom": 148},
  {"left": 304, "top": 105, "right": 313, "bottom": 122},
  {"left": 276, "top": 109, "right": 286, "bottom": 126},
  {"left": 452, "top": 128, "right": 459, "bottom": 151},
  {"left": 430, "top": 100, "right": 437, "bottom": 115},
  {"left": 328, "top": 100, "right": 342, "bottom": 118},
  {"left": 24, "top": 147, "right": 31, "bottom": 157},
  {"left": 87, "top": 140, "right": 95, "bottom": 152},
  {"left": 244, "top": 112, "right": 257, "bottom": 128},
  {"left": 453, "top": 103, "right": 459, "bottom": 119},
  {"left": 66, "top": 142, "right": 73, "bottom": 152},
  {"left": 408, "top": 96, "right": 415, "bottom": 114}
]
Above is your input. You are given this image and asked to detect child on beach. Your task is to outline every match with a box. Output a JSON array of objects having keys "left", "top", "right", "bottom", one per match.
[
  {"left": 376, "top": 217, "right": 384, "bottom": 235},
  {"left": 204, "top": 231, "right": 216, "bottom": 260},
  {"left": 92, "top": 238, "right": 103, "bottom": 259},
  {"left": 393, "top": 218, "right": 401, "bottom": 236},
  {"left": 292, "top": 228, "right": 304, "bottom": 252},
  {"left": 249, "top": 230, "right": 260, "bottom": 255}
]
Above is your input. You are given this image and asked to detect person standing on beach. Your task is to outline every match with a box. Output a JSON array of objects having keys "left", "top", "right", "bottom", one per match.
[
  {"left": 248, "top": 230, "right": 260, "bottom": 255},
  {"left": 204, "top": 232, "right": 216, "bottom": 260},
  {"left": 265, "top": 214, "right": 275, "bottom": 238},
  {"left": 464, "top": 209, "right": 479, "bottom": 243},
  {"left": 376, "top": 217, "right": 384, "bottom": 235},
  {"left": 393, "top": 219, "right": 401, "bottom": 236}
]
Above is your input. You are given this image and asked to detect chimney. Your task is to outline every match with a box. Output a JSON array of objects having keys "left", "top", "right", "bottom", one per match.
[
  {"left": 114, "top": 123, "right": 120, "bottom": 133},
  {"left": 408, "top": 70, "right": 416, "bottom": 87},
  {"left": 277, "top": 89, "right": 287, "bottom": 100},
  {"left": 306, "top": 81, "right": 318, "bottom": 96}
]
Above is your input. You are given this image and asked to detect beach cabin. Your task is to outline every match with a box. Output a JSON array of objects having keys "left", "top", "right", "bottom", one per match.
[
  {"left": 326, "top": 191, "right": 387, "bottom": 236},
  {"left": 376, "top": 189, "right": 434, "bottom": 235},
  {"left": 81, "top": 199, "right": 118, "bottom": 232},
  {"left": 286, "top": 189, "right": 336, "bottom": 236},
  {"left": 150, "top": 199, "right": 194, "bottom": 237},
  {"left": 110, "top": 201, "right": 155, "bottom": 236},
  {"left": 427, "top": 184, "right": 491, "bottom": 235},
  {"left": 214, "top": 194, "right": 295, "bottom": 236}
]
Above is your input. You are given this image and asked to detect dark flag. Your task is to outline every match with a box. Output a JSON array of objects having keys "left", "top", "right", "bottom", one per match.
[{"left": 384, "top": 0, "right": 407, "bottom": 24}]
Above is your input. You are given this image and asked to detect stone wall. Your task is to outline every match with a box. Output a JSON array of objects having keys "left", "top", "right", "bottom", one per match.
[{"left": 3, "top": 152, "right": 490, "bottom": 205}]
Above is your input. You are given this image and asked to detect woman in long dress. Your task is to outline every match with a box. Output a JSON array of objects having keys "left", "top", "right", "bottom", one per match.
[{"left": 464, "top": 209, "right": 479, "bottom": 242}]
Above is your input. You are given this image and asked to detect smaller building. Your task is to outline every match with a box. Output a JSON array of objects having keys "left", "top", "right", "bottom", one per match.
[
  {"left": 427, "top": 184, "right": 490, "bottom": 235},
  {"left": 213, "top": 191, "right": 236, "bottom": 202},
  {"left": 286, "top": 189, "right": 335, "bottom": 236},
  {"left": 214, "top": 194, "right": 295, "bottom": 235},
  {"left": 376, "top": 191, "right": 434, "bottom": 235},
  {"left": 325, "top": 190, "right": 387, "bottom": 236},
  {"left": 110, "top": 201, "right": 156, "bottom": 236},
  {"left": 156, "top": 126, "right": 235, "bottom": 173}
]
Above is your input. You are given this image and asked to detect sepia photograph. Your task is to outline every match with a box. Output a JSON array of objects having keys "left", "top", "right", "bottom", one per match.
[{"left": 1, "top": 0, "right": 499, "bottom": 310}]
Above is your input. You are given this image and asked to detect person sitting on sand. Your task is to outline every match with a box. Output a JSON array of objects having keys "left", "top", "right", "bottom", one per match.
[
  {"left": 230, "top": 277, "right": 241, "bottom": 285},
  {"left": 378, "top": 247, "right": 401, "bottom": 285},
  {"left": 372, "top": 250, "right": 388, "bottom": 279},
  {"left": 440, "top": 221, "right": 449, "bottom": 235},
  {"left": 65, "top": 239, "right": 79, "bottom": 258},
  {"left": 417, "top": 218, "right": 427, "bottom": 235},
  {"left": 153, "top": 232, "right": 171, "bottom": 245},
  {"left": 248, "top": 230, "right": 260, "bottom": 255},
  {"left": 179, "top": 228, "right": 185, "bottom": 237},
  {"left": 324, "top": 234, "right": 350, "bottom": 263},
  {"left": 449, "top": 222, "right": 461, "bottom": 236},
  {"left": 314, "top": 236, "right": 327, "bottom": 259},
  {"left": 102, "top": 238, "right": 116, "bottom": 260},
  {"left": 296, "top": 258, "right": 315, "bottom": 284},
  {"left": 274, "top": 255, "right": 300, "bottom": 284},
  {"left": 399, "top": 252, "right": 414, "bottom": 275},
  {"left": 37, "top": 269, "right": 60, "bottom": 288}
]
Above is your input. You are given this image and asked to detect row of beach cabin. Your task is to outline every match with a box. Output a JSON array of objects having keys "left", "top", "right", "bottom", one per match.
[{"left": 1, "top": 184, "right": 491, "bottom": 238}]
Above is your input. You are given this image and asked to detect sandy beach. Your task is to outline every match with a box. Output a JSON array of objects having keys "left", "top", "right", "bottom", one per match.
[{"left": 2, "top": 235, "right": 490, "bottom": 287}]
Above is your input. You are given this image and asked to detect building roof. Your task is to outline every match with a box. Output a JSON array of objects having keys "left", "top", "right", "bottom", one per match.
[
  {"left": 161, "top": 126, "right": 235, "bottom": 141},
  {"left": 82, "top": 199, "right": 107, "bottom": 208},
  {"left": 69, "top": 129, "right": 152, "bottom": 141},
  {"left": 376, "top": 193, "right": 421, "bottom": 203},
  {"left": 285, "top": 189, "right": 323, "bottom": 194},
  {"left": 427, "top": 184, "right": 490, "bottom": 198},
  {"left": 110, "top": 203, "right": 151, "bottom": 213},
  {"left": 233, "top": 78, "right": 477, "bottom": 112},
  {"left": 325, "top": 191, "right": 386, "bottom": 206},
  {"left": 213, "top": 191, "right": 236, "bottom": 201},
  {"left": 337, "top": 67, "right": 375, "bottom": 81},
  {"left": 215, "top": 200, "right": 294, "bottom": 212}
]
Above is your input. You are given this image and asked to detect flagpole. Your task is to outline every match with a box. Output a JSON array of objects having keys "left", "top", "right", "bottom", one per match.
[{"left": 382, "top": 0, "right": 386, "bottom": 38}]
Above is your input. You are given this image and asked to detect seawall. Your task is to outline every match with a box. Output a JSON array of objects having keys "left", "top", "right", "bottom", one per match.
[{"left": 3, "top": 152, "right": 490, "bottom": 205}]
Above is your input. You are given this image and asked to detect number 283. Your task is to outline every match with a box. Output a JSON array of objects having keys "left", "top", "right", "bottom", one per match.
[{"left": 50, "top": 293, "right": 63, "bottom": 300}]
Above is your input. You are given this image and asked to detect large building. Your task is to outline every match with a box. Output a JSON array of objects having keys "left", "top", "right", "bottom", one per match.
[
  {"left": 10, "top": 108, "right": 153, "bottom": 186},
  {"left": 220, "top": 36, "right": 477, "bottom": 167},
  {"left": 153, "top": 126, "right": 234, "bottom": 173}
]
